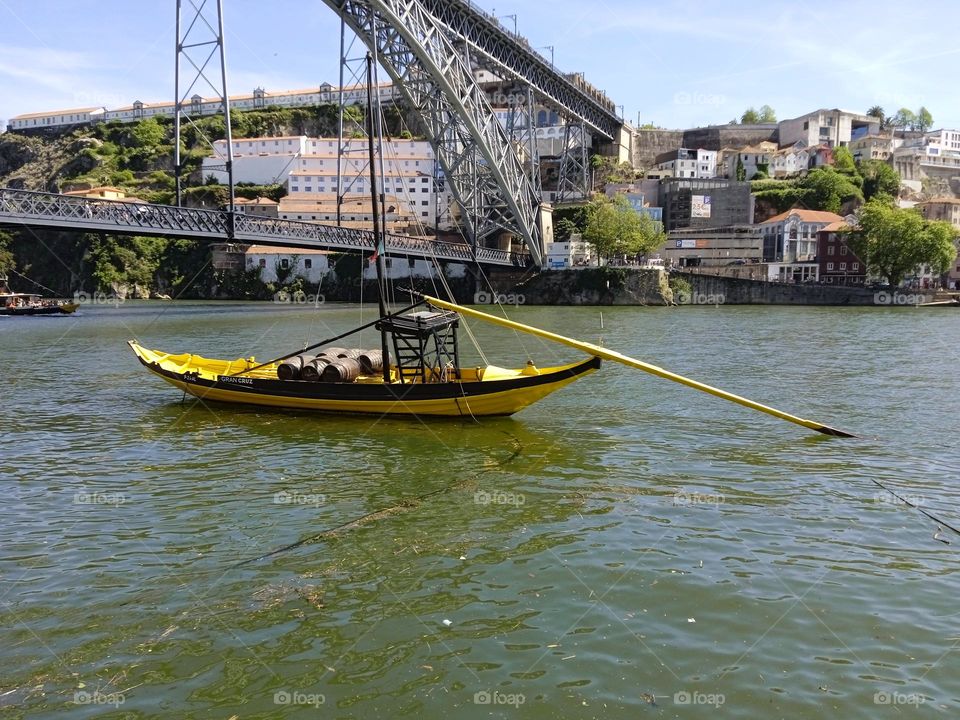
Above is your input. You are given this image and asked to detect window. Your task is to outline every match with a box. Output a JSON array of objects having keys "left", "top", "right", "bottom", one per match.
[
  {"left": 259, "top": 258, "right": 266, "bottom": 268},
  {"left": 304, "top": 259, "right": 313, "bottom": 269},
  {"left": 828, "top": 245, "right": 835, "bottom": 255},
  {"left": 852, "top": 263, "right": 859, "bottom": 271},
  {"left": 827, "top": 262, "right": 834, "bottom": 270},
  {"left": 280, "top": 259, "right": 289, "bottom": 269},
  {"left": 840, "top": 245, "right": 848, "bottom": 255},
  {"left": 839, "top": 262, "right": 847, "bottom": 270}
]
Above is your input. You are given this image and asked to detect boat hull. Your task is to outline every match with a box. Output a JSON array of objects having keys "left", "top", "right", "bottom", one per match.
[
  {"left": 128, "top": 341, "right": 600, "bottom": 417},
  {"left": 0, "top": 303, "right": 79, "bottom": 316}
]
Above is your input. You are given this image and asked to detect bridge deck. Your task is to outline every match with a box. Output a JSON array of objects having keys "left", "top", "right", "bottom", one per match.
[{"left": 0, "top": 188, "right": 525, "bottom": 267}]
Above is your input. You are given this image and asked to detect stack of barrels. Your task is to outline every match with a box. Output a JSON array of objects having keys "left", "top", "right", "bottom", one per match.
[{"left": 277, "top": 347, "right": 385, "bottom": 383}]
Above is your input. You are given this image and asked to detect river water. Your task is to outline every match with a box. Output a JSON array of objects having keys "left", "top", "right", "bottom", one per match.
[{"left": 1, "top": 301, "right": 958, "bottom": 718}]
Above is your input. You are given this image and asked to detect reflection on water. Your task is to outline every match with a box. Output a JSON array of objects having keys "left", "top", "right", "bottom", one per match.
[{"left": 1, "top": 302, "right": 958, "bottom": 718}]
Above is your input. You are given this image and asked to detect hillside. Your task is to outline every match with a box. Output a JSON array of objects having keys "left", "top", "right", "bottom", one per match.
[{"left": 0, "top": 103, "right": 418, "bottom": 298}]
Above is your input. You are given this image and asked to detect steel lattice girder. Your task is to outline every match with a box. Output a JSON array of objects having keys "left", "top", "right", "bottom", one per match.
[
  {"left": 557, "top": 123, "right": 590, "bottom": 203},
  {"left": 0, "top": 188, "right": 520, "bottom": 266},
  {"left": 417, "top": 0, "right": 620, "bottom": 140},
  {"left": 321, "top": 0, "right": 544, "bottom": 266}
]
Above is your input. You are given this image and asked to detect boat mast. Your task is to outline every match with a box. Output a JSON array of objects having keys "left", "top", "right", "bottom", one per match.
[{"left": 364, "top": 52, "right": 392, "bottom": 384}]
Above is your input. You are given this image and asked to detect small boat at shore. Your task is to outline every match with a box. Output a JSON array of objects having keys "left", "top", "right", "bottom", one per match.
[{"left": 0, "top": 292, "right": 79, "bottom": 316}]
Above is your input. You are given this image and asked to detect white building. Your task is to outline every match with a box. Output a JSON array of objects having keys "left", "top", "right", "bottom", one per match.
[
  {"left": 243, "top": 245, "right": 333, "bottom": 284},
  {"left": 892, "top": 129, "right": 960, "bottom": 181},
  {"left": 654, "top": 148, "right": 717, "bottom": 179},
  {"left": 545, "top": 234, "right": 595, "bottom": 269},
  {"left": 759, "top": 209, "right": 845, "bottom": 263},
  {"left": 204, "top": 135, "right": 458, "bottom": 230},
  {"left": 719, "top": 142, "right": 777, "bottom": 180},
  {"left": 769, "top": 144, "right": 810, "bottom": 178},
  {"left": 7, "top": 106, "right": 105, "bottom": 131},
  {"left": 778, "top": 109, "right": 880, "bottom": 149},
  {"left": 8, "top": 83, "right": 401, "bottom": 132}
]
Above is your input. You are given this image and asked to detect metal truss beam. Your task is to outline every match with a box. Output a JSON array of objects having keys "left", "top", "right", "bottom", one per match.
[
  {"left": 556, "top": 122, "right": 590, "bottom": 203},
  {"left": 417, "top": 0, "right": 620, "bottom": 140},
  {"left": 174, "top": 0, "right": 236, "bottom": 238},
  {"left": 322, "top": 0, "right": 544, "bottom": 266},
  {"left": 0, "top": 189, "right": 526, "bottom": 267}
]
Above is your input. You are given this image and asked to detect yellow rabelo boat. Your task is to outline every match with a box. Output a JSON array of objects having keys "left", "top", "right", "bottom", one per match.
[
  {"left": 128, "top": 55, "right": 855, "bottom": 437},
  {"left": 127, "top": 304, "right": 601, "bottom": 418}
]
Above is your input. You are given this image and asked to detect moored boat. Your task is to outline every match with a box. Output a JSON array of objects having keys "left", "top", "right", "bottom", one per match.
[{"left": 0, "top": 292, "right": 79, "bottom": 316}]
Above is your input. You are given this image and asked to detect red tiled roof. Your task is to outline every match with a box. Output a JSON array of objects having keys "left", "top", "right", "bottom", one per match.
[{"left": 760, "top": 209, "right": 845, "bottom": 225}]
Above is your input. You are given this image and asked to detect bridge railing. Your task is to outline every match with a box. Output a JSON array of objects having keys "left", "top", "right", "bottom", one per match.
[{"left": 0, "top": 187, "right": 529, "bottom": 266}]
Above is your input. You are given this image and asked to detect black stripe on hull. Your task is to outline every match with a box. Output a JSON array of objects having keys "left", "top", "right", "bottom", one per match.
[{"left": 139, "top": 355, "right": 602, "bottom": 403}]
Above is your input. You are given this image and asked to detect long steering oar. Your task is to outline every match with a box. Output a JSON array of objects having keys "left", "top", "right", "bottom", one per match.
[{"left": 422, "top": 294, "right": 856, "bottom": 438}]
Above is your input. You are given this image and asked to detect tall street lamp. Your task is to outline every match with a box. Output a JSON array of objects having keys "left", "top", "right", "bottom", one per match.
[{"left": 539, "top": 45, "right": 554, "bottom": 68}]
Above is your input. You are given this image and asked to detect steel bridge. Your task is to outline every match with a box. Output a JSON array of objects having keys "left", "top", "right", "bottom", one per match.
[
  {"left": 322, "top": 0, "right": 625, "bottom": 266},
  {"left": 0, "top": 188, "right": 525, "bottom": 267}
]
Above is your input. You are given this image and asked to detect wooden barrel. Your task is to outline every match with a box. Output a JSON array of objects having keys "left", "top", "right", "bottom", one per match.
[
  {"left": 317, "top": 346, "right": 348, "bottom": 359},
  {"left": 320, "top": 357, "right": 361, "bottom": 383},
  {"left": 335, "top": 348, "right": 363, "bottom": 360},
  {"left": 300, "top": 357, "right": 332, "bottom": 382},
  {"left": 358, "top": 350, "right": 384, "bottom": 375},
  {"left": 276, "top": 353, "right": 315, "bottom": 380}
]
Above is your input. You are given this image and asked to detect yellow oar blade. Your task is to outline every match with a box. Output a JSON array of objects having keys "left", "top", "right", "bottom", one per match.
[{"left": 424, "top": 295, "right": 856, "bottom": 438}]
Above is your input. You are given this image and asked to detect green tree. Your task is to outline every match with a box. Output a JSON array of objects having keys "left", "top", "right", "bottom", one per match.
[
  {"left": 735, "top": 155, "right": 746, "bottom": 181},
  {"left": 0, "top": 230, "right": 14, "bottom": 275},
  {"left": 554, "top": 217, "right": 578, "bottom": 241},
  {"left": 858, "top": 159, "right": 901, "bottom": 202},
  {"left": 847, "top": 199, "right": 959, "bottom": 287},
  {"left": 915, "top": 106, "right": 934, "bottom": 133},
  {"left": 797, "top": 167, "right": 863, "bottom": 213},
  {"left": 866, "top": 105, "right": 886, "bottom": 129},
  {"left": 130, "top": 118, "right": 166, "bottom": 148},
  {"left": 832, "top": 146, "right": 863, "bottom": 189},
  {"left": 583, "top": 195, "right": 664, "bottom": 261},
  {"left": 740, "top": 107, "right": 760, "bottom": 124},
  {"left": 890, "top": 108, "right": 916, "bottom": 131},
  {"left": 758, "top": 105, "right": 777, "bottom": 123}
]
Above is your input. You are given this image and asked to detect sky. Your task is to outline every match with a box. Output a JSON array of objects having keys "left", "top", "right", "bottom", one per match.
[{"left": 1, "top": 0, "right": 959, "bottom": 131}]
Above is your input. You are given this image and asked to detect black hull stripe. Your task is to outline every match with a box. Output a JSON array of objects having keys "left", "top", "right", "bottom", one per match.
[{"left": 140, "top": 355, "right": 601, "bottom": 402}]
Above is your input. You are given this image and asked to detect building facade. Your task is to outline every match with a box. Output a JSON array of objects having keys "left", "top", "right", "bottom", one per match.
[
  {"left": 817, "top": 222, "right": 865, "bottom": 285},
  {"left": 760, "top": 209, "right": 845, "bottom": 263},
  {"left": 919, "top": 198, "right": 960, "bottom": 288},
  {"left": 653, "top": 148, "right": 717, "bottom": 179},
  {"left": 7, "top": 83, "right": 400, "bottom": 132},
  {"left": 777, "top": 109, "right": 879, "bottom": 149},
  {"left": 892, "top": 129, "right": 960, "bottom": 181},
  {"left": 661, "top": 225, "right": 763, "bottom": 269},
  {"left": 659, "top": 178, "right": 754, "bottom": 232}
]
